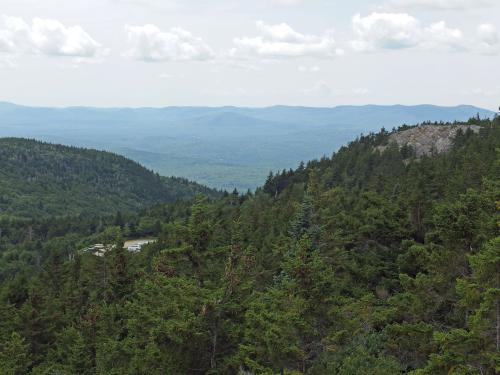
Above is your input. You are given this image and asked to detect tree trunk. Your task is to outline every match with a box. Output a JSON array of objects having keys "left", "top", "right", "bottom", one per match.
[{"left": 211, "top": 326, "right": 218, "bottom": 369}]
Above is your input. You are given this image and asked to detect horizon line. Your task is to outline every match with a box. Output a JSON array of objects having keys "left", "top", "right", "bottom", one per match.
[{"left": 0, "top": 101, "right": 497, "bottom": 112}]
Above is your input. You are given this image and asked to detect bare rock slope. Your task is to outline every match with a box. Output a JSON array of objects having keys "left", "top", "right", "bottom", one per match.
[{"left": 381, "top": 124, "right": 481, "bottom": 157}]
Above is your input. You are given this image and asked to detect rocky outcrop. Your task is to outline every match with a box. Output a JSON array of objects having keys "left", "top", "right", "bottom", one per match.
[{"left": 378, "top": 124, "right": 481, "bottom": 157}]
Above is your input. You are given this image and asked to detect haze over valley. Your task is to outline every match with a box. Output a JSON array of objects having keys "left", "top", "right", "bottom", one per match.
[{"left": 0, "top": 102, "right": 494, "bottom": 190}]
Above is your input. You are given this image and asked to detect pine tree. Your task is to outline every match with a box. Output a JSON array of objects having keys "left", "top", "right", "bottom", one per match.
[{"left": 0, "top": 332, "right": 31, "bottom": 375}]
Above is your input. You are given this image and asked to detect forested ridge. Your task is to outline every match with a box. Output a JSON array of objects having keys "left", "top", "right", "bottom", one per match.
[
  {"left": 0, "top": 117, "right": 498, "bottom": 374},
  {"left": 1, "top": 103, "right": 494, "bottom": 190},
  {"left": 0, "top": 138, "right": 218, "bottom": 218}
]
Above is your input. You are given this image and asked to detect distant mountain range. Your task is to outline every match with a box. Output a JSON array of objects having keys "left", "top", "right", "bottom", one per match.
[{"left": 0, "top": 102, "right": 495, "bottom": 190}]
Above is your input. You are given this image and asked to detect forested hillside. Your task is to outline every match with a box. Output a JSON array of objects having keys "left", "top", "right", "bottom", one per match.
[
  {"left": 0, "top": 138, "right": 217, "bottom": 218},
  {"left": 0, "top": 102, "right": 494, "bottom": 190},
  {"left": 0, "top": 117, "right": 498, "bottom": 374}
]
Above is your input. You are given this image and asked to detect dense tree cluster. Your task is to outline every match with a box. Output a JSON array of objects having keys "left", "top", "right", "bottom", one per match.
[
  {"left": 0, "top": 138, "right": 218, "bottom": 218},
  {"left": 0, "top": 117, "right": 498, "bottom": 374}
]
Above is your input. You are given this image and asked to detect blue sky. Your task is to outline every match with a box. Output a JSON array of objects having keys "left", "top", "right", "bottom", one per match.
[{"left": 0, "top": 0, "right": 499, "bottom": 109}]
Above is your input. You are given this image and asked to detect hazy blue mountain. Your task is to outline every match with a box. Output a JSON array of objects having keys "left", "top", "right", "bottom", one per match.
[{"left": 0, "top": 102, "right": 494, "bottom": 190}]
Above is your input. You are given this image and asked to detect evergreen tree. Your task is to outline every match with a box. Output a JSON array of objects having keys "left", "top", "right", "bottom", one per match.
[{"left": 0, "top": 332, "right": 31, "bottom": 375}]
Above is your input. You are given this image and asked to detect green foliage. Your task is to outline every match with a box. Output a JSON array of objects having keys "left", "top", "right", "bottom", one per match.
[
  {"left": 0, "top": 138, "right": 219, "bottom": 218},
  {"left": 0, "top": 119, "right": 498, "bottom": 373},
  {"left": 0, "top": 332, "right": 31, "bottom": 374}
]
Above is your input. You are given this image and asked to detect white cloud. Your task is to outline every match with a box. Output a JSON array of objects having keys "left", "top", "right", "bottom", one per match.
[
  {"left": 0, "top": 16, "right": 28, "bottom": 53},
  {"left": 31, "top": 18, "right": 102, "bottom": 57},
  {"left": 388, "top": 0, "right": 493, "bottom": 10},
  {"left": 231, "top": 21, "right": 343, "bottom": 59},
  {"left": 124, "top": 24, "right": 215, "bottom": 62},
  {"left": 352, "top": 13, "right": 420, "bottom": 51},
  {"left": 0, "top": 15, "right": 102, "bottom": 57},
  {"left": 476, "top": 24, "right": 499, "bottom": 55},
  {"left": 351, "top": 13, "right": 466, "bottom": 52},
  {"left": 422, "top": 21, "right": 464, "bottom": 51}
]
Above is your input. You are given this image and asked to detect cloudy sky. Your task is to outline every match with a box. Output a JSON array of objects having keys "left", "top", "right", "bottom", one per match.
[{"left": 0, "top": 0, "right": 499, "bottom": 109}]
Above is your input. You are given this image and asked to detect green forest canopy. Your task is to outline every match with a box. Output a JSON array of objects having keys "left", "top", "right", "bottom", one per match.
[
  {"left": 0, "top": 116, "right": 498, "bottom": 374},
  {"left": 0, "top": 138, "right": 219, "bottom": 218}
]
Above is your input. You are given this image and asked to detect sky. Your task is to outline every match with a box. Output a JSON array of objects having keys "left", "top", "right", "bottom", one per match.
[{"left": 0, "top": 0, "right": 499, "bottom": 109}]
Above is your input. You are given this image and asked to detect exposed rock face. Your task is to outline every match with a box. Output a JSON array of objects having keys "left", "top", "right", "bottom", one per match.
[{"left": 380, "top": 124, "right": 481, "bottom": 157}]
